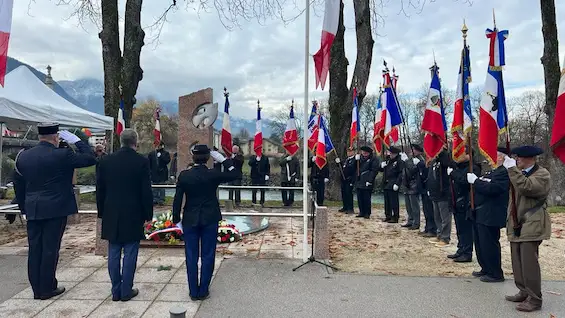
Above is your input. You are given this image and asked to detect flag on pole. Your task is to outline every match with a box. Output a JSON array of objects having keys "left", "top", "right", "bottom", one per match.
[
  {"left": 283, "top": 104, "right": 299, "bottom": 156},
  {"left": 550, "top": 55, "right": 565, "bottom": 164},
  {"left": 451, "top": 43, "right": 473, "bottom": 161},
  {"left": 478, "top": 27, "right": 509, "bottom": 167},
  {"left": 153, "top": 107, "right": 161, "bottom": 147},
  {"left": 313, "top": 0, "right": 340, "bottom": 90},
  {"left": 382, "top": 68, "right": 403, "bottom": 147},
  {"left": 117, "top": 97, "right": 125, "bottom": 136},
  {"left": 350, "top": 87, "right": 360, "bottom": 147},
  {"left": 253, "top": 102, "right": 263, "bottom": 156},
  {"left": 389, "top": 69, "right": 400, "bottom": 144},
  {"left": 221, "top": 90, "right": 233, "bottom": 156},
  {"left": 0, "top": 0, "right": 14, "bottom": 87},
  {"left": 81, "top": 128, "right": 92, "bottom": 137},
  {"left": 422, "top": 65, "right": 447, "bottom": 163},
  {"left": 321, "top": 115, "right": 335, "bottom": 154},
  {"left": 315, "top": 116, "right": 328, "bottom": 169},
  {"left": 307, "top": 101, "right": 319, "bottom": 152},
  {"left": 373, "top": 91, "right": 384, "bottom": 155}
]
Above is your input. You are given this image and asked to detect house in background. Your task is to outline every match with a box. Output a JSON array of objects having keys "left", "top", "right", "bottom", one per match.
[{"left": 212, "top": 130, "right": 283, "bottom": 157}]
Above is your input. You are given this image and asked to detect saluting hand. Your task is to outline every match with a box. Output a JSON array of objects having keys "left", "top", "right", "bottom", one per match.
[
  {"left": 210, "top": 150, "right": 226, "bottom": 163},
  {"left": 58, "top": 130, "right": 81, "bottom": 144},
  {"left": 503, "top": 156, "right": 516, "bottom": 169}
]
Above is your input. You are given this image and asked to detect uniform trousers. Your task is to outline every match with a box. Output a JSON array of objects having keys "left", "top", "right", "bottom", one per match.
[
  {"left": 356, "top": 189, "right": 372, "bottom": 217},
  {"left": 312, "top": 179, "right": 325, "bottom": 206},
  {"left": 473, "top": 223, "right": 503, "bottom": 278},
  {"left": 404, "top": 194, "right": 420, "bottom": 227},
  {"left": 383, "top": 190, "right": 399, "bottom": 221},
  {"left": 228, "top": 179, "right": 242, "bottom": 205},
  {"left": 433, "top": 200, "right": 451, "bottom": 242},
  {"left": 421, "top": 193, "right": 436, "bottom": 234},
  {"left": 510, "top": 241, "right": 542, "bottom": 305},
  {"left": 281, "top": 182, "right": 295, "bottom": 206},
  {"left": 340, "top": 180, "right": 354, "bottom": 211},
  {"left": 26, "top": 216, "right": 67, "bottom": 297},
  {"left": 251, "top": 179, "right": 266, "bottom": 205},
  {"left": 453, "top": 211, "right": 473, "bottom": 258},
  {"left": 183, "top": 223, "right": 219, "bottom": 298}
]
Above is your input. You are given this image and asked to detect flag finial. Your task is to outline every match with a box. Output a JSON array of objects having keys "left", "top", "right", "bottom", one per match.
[
  {"left": 118, "top": 84, "right": 122, "bottom": 95},
  {"left": 224, "top": 87, "right": 229, "bottom": 98},
  {"left": 492, "top": 8, "right": 497, "bottom": 29},
  {"left": 461, "top": 20, "right": 468, "bottom": 38},
  {"left": 257, "top": 99, "right": 261, "bottom": 109},
  {"left": 291, "top": 99, "right": 294, "bottom": 108}
]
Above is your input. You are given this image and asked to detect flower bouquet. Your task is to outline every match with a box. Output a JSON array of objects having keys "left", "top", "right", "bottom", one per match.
[
  {"left": 144, "top": 211, "right": 182, "bottom": 244},
  {"left": 217, "top": 220, "right": 241, "bottom": 243}
]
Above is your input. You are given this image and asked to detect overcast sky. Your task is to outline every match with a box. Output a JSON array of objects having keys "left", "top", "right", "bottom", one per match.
[{"left": 9, "top": 0, "right": 565, "bottom": 119}]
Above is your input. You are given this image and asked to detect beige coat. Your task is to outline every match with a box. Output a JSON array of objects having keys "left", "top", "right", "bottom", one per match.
[{"left": 506, "top": 164, "right": 551, "bottom": 242}]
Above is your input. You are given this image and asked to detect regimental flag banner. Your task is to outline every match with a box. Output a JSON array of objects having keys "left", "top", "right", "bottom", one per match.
[
  {"left": 373, "top": 91, "right": 384, "bottom": 155},
  {"left": 451, "top": 43, "right": 473, "bottom": 161},
  {"left": 350, "top": 88, "right": 360, "bottom": 147},
  {"left": 116, "top": 97, "right": 125, "bottom": 136},
  {"left": 253, "top": 103, "right": 263, "bottom": 156},
  {"left": 81, "top": 128, "right": 92, "bottom": 137},
  {"left": 382, "top": 69, "right": 403, "bottom": 147},
  {"left": 321, "top": 115, "right": 336, "bottom": 154},
  {"left": 422, "top": 65, "right": 447, "bottom": 163},
  {"left": 0, "top": 0, "right": 13, "bottom": 87},
  {"left": 313, "top": 0, "right": 340, "bottom": 90},
  {"left": 550, "top": 55, "right": 565, "bottom": 164},
  {"left": 315, "top": 116, "right": 328, "bottom": 169},
  {"left": 307, "top": 101, "right": 319, "bottom": 152},
  {"left": 153, "top": 107, "right": 161, "bottom": 147},
  {"left": 221, "top": 91, "right": 233, "bottom": 157},
  {"left": 283, "top": 104, "right": 299, "bottom": 156},
  {"left": 479, "top": 27, "right": 509, "bottom": 167}
]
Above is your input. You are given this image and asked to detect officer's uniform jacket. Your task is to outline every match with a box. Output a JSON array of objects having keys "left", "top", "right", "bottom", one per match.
[
  {"left": 308, "top": 158, "right": 329, "bottom": 184},
  {"left": 279, "top": 156, "right": 301, "bottom": 185},
  {"left": 356, "top": 154, "right": 380, "bottom": 190},
  {"left": 248, "top": 156, "right": 271, "bottom": 183},
  {"left": 472, "top": 166, "right": 509, "bottom": 228},
  {"left": 381, "top": 155, "right": 403, "bottom": 191}
]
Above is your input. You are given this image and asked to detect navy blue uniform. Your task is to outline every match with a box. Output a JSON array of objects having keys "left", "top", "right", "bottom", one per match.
[
  {"left": 14, "top": 140, "right": 96, "bottom": 298},
  {"left": 340, "top": 156, "right": 356, "bottom": 213}
]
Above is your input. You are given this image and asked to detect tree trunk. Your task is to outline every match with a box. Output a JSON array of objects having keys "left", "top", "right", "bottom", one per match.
[
  {"left": 122, "top": 0, "right": 145, "bottom": 127},
  {"left": 539, "top": 0, "right": 563, "bottom": 205},
  {"left": 99, "top": 0, "right": 122, "bottom": 151}
]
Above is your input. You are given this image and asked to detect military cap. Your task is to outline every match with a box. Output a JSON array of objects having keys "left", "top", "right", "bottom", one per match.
[
  {"left": 410, "top": 144, "right": 423, "bottom": 152},
  {"left": 37, "top": 122, "right": 59, "bottom": 135},
  {"left": 191, "top": 144, "right": 210, "bottom": 155},
  {"left": 360, "top": 145, "right": 373, "bottom": 153},
  {"left": 497, "top": 147, "right": 509, "bottom": 155},
  {"left": 388, "top": 146, "right": 401, "bottom": 154},
  {"left": 511, "top": 145, "right": 544, "bottom": 158}
]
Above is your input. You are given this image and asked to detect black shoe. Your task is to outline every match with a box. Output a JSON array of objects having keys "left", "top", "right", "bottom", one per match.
[
  {"left": 121, "top": 288, "right": 139, "bottom": 301},
  {"left": 40, "top": 287, "right": 65, "bottom": 300},
  {"left": 387, "top": 219, "right": 399, "bottom": 223},
  {"left": 345, "top": 210, "right": 354, "bottom": 214},
  {"left": 472, "top": 270, "right": 486, "bottom": 277},
  {"left": 480, "top": 275, "right": 505, "bottom": 283},
  {"left": 355, "top": 215, "right": 365, "bottom": 218},
  {"left": 400, "top": 223, "right": 412, "bottom": 228},
  {"left": 198, "top": 292, "right": 210, "bottom": 301},
  {"left": 190, "top": 296, "right": 200, "bottom": 301},
  {"left": 112, "top": 295, "right": 121, "bottom": 301},
  {"left": 408, "top": 225, "right": 420, "bottom": 230},
  {"left": 453, "top": 256, "right": 472, "bottom": 263},
  {"left": 363, "top": 216, "right": 370, "bottom": 219},
  {"left": 447, "top": 253, "right": 460, "bottom": 259},
  {"left": 382, "top": 218, "right": 391, "bottom": 222},
  {"left": 338, "top": 208, "right": 345, "bottom": 212}
]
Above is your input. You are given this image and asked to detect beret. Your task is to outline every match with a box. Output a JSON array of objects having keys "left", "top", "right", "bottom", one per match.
[
  {"left": 191, "top": 144, "right": 210, "bottom": 155},
  {"left": 360, "top": 145, "right": 373, "bottom": 153},
  {"left": 37, "top": 123, "right": 59, "bottom": 135},
  {"left": 511, "top": 145, "right": 543, "bottom": 158},
  {"left": 388, "top": 146, "right": 401, "bottom": 154},
  {"left": 410, "top": 144, "right": 423, "bottom": 152}
]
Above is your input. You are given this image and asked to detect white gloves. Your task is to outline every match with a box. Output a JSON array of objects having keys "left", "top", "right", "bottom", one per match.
[
  {"left": 400, "top": 152, "right": 409, "bottom": 162},
  {"left": 324, "top": 178, "right": 329, "bottom": 183},
  {"left": 467, "top": 173, "right": 478, "bottom": 184},
  {"left": 256, "top": 156, "right": 261, "bottom": 161},
  {"left": 265, "top": 175, "right": 270, "bottom": 181},
  {"left": 366, "top": 182, "right": 372, "bottom": 187},
  {"left": 427, "top": 191, "right": 430, "bottom": 196},
  {"left": 231, "top": 154, "right": 236, "bottom": 158},
  {"left": 503, "top": 156, "right": 516, "bottom": 169},
  {"left": 355, "top": 154, "right": 361, "bottom": 160},
  {"left": 412, "top": 157, "right": 420, "bottom": 165},
  {"left": 286, "top": 156, "right": 292, "bottom": 161},
  {"left": 157, "top": 152, "right": 161, "bottom": 158},
  {"left": 381, "top": 162, "right": 387, "bottom": 169},
  {"left": 447, "top": 167, "right": 453, "bottom": 175},
  {"left": 393, "top": 184, "right": 399, "bottom": 191},
  {"left": 22, "top": 214, "right": 27, "bottom": 220},
  {"left": 58, "top": 130, "right": 81, "bottom": 144},
  {"left": 335, "top": 157, "right": 341, "bottom": 164},
  {"left": 295, "top": 178, "right": 299, "bottom": 183},
  {"left": 210, "top": 150, "right": 226, "bottom": 163}
]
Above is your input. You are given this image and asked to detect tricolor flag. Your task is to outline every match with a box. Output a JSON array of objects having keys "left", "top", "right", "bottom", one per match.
[
  {"left": 422, "top": 65, "right": 447, "bottom": 163},
  {"left": 116, "top": 97, "right": 125, "bottom": 136},
  {"left": 81, "top": 128, "right": 93, "bottom": 137},
  {"left": 350, "top": 88, "right": 360, "bottom": 147},
  {"left": 321, "top": 115, "right": 336, "bottom": 154},
  {"left": 388, "top": 69, "right": 400, "bottom": 144},
  {"left": 0, "top": 0, "right": 14, "bottom": 87},
  {"left": 221, "top": 90, "right": 233, "bottom": 156},
  {"left": 307, "top": 101, "right": 319, "bottom": 152},
  {"left": 451, "top": 43, "right": 473, "bottom": 161},
  {"left": 153, "top": 107, "right": 161, "bottom": 147},
  {"left": 1, "top": 125, "right": 16, "bottom": 137},
  {"left": 283, "top": 104, "right": 299, "bottom": 156},
  {"left": 313, "top": 0, "right": 340, "bottom": 90},
  {"left": 382, "top": 68, "right": 403, "bottom": 146},
  {"left": 478, "top": 27, "right": 509, "bottom": 167},
  {"left": 373, "top": 91, "right": 384, "bottom": 155},
  {"left": 550, "top": 55, "right": 565, "bottom": 164},
  {"left": 315, "top": 116, "right": 329, "bottom": 169},
  {"left": 253, "top": 102, "right": 263, "bottom": 156}
]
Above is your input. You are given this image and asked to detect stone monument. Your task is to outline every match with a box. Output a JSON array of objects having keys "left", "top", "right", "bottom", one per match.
[{"left": 177, "top": 88, "right": 218, "bottom": 172}]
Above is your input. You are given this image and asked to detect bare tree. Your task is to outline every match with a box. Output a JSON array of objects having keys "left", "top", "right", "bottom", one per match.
[
  {"left": 359, "top": 94, "right": 377, "bottom": 145},
  {"left": 507, "top": 91, "right": 548, "bottom": 147}
]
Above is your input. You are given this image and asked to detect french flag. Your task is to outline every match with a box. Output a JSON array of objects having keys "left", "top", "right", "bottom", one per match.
[
  {"left": 253, "top": 103, "right": 263, "bottom": 156},
  {"left": 0, "top": 0, "right": 13, "bottom": 87},
  {"left": 388, "top": 70, "right": 400, "bottom": 144},
  {"left": 451, "top": 44, "right": 473, "bottom": 161},
  {"left": 373, "top": 92, "right": 384, "bottom": 155},
  {"left": 307, "top": 101, "right": 319, "bottom": 152},
  {"left": 283, "top": 104, "right": 299, "bottom": 156},
  {"left": 315, "top": 116, "right": 328, "bottom": 169},
  {"left": 116, "top": 97, "right": 125, "bottom": 136},
  {"left": 153, "top": 107, "right": 161, "bottom": 147},
  {"left": 221, "top": 89, "right": 233, "bottom": 156},
  {"left": 313, "top": 0, "right": 340, "bottom": 90},
  {"left": 479, "top": 28, "right": 509, "bottom": 167},
  {"left": 550, "top": 55, "right": 565, "bottom": 164},
  {"left": 382, "top": 70, "right": 403, "bottom": 146},
  {"left": 422, "top": 65, "right": 447, "bottom": 163},
  {"left": 350, "top": 88, "right": 360, "bottom": 147}
]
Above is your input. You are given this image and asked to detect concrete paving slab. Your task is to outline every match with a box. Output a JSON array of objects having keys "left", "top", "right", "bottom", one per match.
[
  {"left": 0, "top": 255, "right": 29, "bottom": 302},
  {"left": 134, "top": 267, "right": 177, "bottom": 283},
  {"left": 84, "top": 267, "right": 111, "bottom": 283},
  {"left": 35, "top": 299, "right": 102, "bottom": 318},
  {"left": 0, "top": 298, "right": 53, "bottom": 318},
  {"left": 142, "top": 301, "right": 200, "bottom": 318},
  {"left": 142, "top": 256, "right": 185, "bottom": 268},
  {"left": 56, "top": 266, "right": 98, "bottom": 282},
  {"left": 60, "top": 282, "right": 111, "bottom": 300},
  {"left": 13, "top": 281, "right": 78, "bottom": 300},
  {"left": 131, "top": 283, "right": 167, "bottom": 301},
  {"left": 66, "top": 255, "right": 107, "bottom": 268},
  {"left": 156, "top": 283, "right": 197, "bottom": 302},
  {"left": 88, "top": 299, "right": 151, "bottom": 318}
]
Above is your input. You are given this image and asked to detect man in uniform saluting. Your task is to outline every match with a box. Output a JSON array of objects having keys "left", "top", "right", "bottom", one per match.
[{"left": 13, "top": 123, "right": 97, "bottom": 300}]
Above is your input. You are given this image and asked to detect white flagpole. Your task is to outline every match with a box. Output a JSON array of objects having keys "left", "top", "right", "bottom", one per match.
[{"left": 302, "top": 0, "right": 310, "bottom": 262}]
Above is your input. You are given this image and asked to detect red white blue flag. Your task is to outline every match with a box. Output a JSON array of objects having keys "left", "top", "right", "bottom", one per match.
[
  {"left": 315, "top": 116, "right": 330, "bottom": 169},
  {"left": 307, "top": 101, "right": 319, "bottom": 152},
  {"left": 422, "top": 65, "right": 447, "bottom": 163},
  {"left": 373, "top": 91, "right": 384, "bottom": 155},
  {"left": 116, "top": 97, "right": 125, "bottom": 136},
  {"left": 253, "top": 103, "right": 263, "bottom": 156},
  {"left": 350, "top": 88, "right": 360, "bottom": 147},
  {"left": 153, "top": 107, "right": 161, "bottom": 147},
  {"left": 451, "top": 43, "right": 472, "bottom": 161},
  {"left": 221, "top": 90, "right": 233, "bottom": 156},
  {"left": 0, "top": 0, "right": 13, "bottom": 87},
  {"left": 382, "top": 68, "right": 403, "bottom": 147},
  {"left": 283, "top": 104, "right": 299, "bottom": 156},
  {"left": 550, "top": 56, "right": 565, "bottom": 164},
  {"left": 313, "top": 0, "right": 340, "bottom": 90}
]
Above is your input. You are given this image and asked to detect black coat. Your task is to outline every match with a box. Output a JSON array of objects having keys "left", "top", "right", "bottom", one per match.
[
  {"left": 415, "top": 155, "right": 428, "bottom": 195},
  {"left": 308, "top": 158, "right": 329, "bottom": 183},
  {"left": 401, "top": 157, "right": 420, "bottom": 195},
  {"left": 450, "top": 160, "right": 482, "bottom": 218},
  {"left": 172, "top": 159, "right": 241, "bottom": 226},
  {"left": 341, "top": 156, "right": 356, "bottom": 183},
  {"left": 232, "top": 154, "right": 244, "bottom": 180},
  {"left": 148, "top": 149, "right": 171, "bottom": 183},
  {"left": 356, "top": 154, "right": 380, "bottom": 190},
  {"left": 14, "top": 141, "right": 96, "bottom": 220},
  {"left": 473, "top": 166, "right": 509, "bottom": 228},
  {"left": 381, "top": 155, "right": 403, "bottom": 190},
  {"left": 170, "top": 153, "right": 178, "bottom": 177},
  {"left": 426, "top": 150, "right": 452, "bottom": 201},
  {"left": 279, "top": 156, "right": 301, "bottom": 184},
  {"left": 248, "top": 156, "right": 271, "bottom": 182},
  {"left": 96, "top": 147, "right": 154, "bottom": 243}
]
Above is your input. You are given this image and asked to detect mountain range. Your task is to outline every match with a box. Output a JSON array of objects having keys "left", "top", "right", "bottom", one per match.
[{"left": 7, "top": 57, "right": 274, "bottom": 136}]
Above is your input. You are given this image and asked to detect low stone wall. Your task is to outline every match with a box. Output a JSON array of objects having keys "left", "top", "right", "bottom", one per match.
[{"left": 313, "top": 206, "right": 330, "bottom": 260}]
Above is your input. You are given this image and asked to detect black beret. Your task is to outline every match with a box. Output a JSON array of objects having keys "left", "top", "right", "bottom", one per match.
[
  {"left": 191, "top": 144, "right": 210, "bottom": 155},
  {"left": 389, "top": 146, "right": 401, "bottom": 154},
  {"left": 37, "top": 123, "right": 59, "bottom": 135},
  {"left": 410, "top": 144, "right": 423, "bottom": 152},
  {"left": 360, "top": 145, "right": 373, "bottom": 153},
  {"left": 497, "top": 147, "right": 509, "bottom": 155},
  {"left": 511, "top": 146, "right": 544, "bottom": 158}
]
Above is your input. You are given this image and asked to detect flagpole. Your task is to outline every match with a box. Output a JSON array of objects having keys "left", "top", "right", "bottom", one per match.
[
  {"left": 302, "top": 0, "right": 310, "bottom": 262},
  {"left": 461, "top": 21, "right": 475, "bottom": 210}
]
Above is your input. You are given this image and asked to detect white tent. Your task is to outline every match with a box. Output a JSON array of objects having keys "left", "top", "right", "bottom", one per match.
[{"left": 0, "top": 65, "right": 114, "bottom": 130}]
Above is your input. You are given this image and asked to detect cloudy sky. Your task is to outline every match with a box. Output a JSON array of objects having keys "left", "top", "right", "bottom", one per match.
[{"left": 9, "top": 0, "right": 565, "bottom": 119}]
